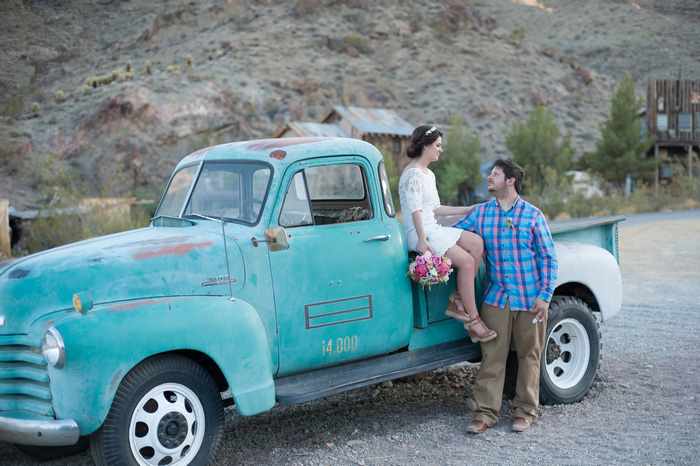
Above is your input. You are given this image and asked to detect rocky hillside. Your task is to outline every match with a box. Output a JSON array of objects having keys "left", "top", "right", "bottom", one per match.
[{"left": 1, "top": 0, "right": 698, "bottom": 208}]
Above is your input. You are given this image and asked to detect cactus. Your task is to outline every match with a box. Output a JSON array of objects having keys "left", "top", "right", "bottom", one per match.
[
  {"left": 186, "top": 54, "right": 194, "bottom": 71},
  {"left": 55, "top": 90, "right": 65, "bottom": 102},
  {"left": 126, "top": 60, "right": 132, "bottom": 72},
  {"left": 30, "top": 102, "right": 40, "bottom": 112},
  {"left": 145, "top": 60, "right": 152, "bottom": 74}
]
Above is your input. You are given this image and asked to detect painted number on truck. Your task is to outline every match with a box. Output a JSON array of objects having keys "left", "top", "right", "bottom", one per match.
[{"left": 322, "top": 336, "right": 358, "bottom": 356}]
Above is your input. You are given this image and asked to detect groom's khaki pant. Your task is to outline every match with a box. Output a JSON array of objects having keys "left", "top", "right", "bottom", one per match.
[{"left": 472, "top": 299, "right": 547, "bottom": 427}]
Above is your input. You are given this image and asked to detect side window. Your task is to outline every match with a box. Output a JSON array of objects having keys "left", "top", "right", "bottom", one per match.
[
  {"left": 279, "top": 163, "right": 373, "bottom": 227},
  {"left": 378, "top": 161, "right": 395, "bottom": 217}
]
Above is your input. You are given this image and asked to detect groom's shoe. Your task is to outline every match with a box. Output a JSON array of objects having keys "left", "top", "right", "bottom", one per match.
[
  {"left": 511, "top": 417, "right": 532, "bottom": 432},
  {"left": 466, "top": 420, "right": 489, "bottom": 434}
]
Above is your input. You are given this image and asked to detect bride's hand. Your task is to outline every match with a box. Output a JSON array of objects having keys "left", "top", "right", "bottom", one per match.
[{"left": 417, "top": 239, "right": 433, "bottom": 256}]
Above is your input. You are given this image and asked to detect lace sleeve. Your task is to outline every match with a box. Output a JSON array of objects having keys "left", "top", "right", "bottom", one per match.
[{"left": 400, "top": 169, "right": 423, "bottom": 214}]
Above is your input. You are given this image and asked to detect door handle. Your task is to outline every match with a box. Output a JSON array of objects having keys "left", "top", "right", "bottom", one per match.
[{"left": 364, "top": 234, "right": 391, "bottom": 242}]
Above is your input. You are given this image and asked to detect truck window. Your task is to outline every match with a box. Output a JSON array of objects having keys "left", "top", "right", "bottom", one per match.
[
  {"left": 180, "top": 162, "right": 271, "bottom": 224},
  {"left": 279, "top": 163, "right": 373, "bottom": 227},
  {"left": 378, "top": 160, "right": 395, "bottom": 218}
]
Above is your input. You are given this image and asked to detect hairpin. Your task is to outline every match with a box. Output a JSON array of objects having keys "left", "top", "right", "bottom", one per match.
[{"left": 425, "top": 126, "right": 437, "bottom": 136}]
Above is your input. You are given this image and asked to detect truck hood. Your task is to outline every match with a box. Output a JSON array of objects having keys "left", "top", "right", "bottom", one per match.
[{"left": 0, "top": 225, "right": 245, "bottom": 334}]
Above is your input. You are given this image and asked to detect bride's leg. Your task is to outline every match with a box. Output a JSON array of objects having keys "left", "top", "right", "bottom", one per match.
[
  {"left": 444, "top": 244, "right": 477, "bottom": 318},
  {"left": 456, "top": 230, "right": 483, "bottom": 279},
  {"left": 445, "top": 242, "right": 494, "bottom": 338}
]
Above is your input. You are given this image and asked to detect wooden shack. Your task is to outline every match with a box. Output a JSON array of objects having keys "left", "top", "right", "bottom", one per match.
[
  {"left": 646, "top": 79, "right": 700, "bottom": 183},
  {"left": 274, "top": 106, "right": 414, "bottom": 169}
]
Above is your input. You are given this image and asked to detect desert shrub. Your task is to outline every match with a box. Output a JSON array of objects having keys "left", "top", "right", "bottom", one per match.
[
  {"left": 22, "top": 156, "right": 152, "bottom": 254},
  {"left": 1, "top": 86, "right": 28, "bottom": 117}
]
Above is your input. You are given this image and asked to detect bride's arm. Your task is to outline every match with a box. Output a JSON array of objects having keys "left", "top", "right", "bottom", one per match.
[
  {"left": 412, "top": 210, "right": 432, "bottom": 255},
  {"left": 434, "top": 205, "right": 477, "bottom": 217}
]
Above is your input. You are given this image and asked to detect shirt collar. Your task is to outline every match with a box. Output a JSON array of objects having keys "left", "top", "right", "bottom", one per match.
[{"left": 495, "top": 195, "right": 521, "bottom": 213}]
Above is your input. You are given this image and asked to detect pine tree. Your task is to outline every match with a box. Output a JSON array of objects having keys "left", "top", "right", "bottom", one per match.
[
  {"left": 505, "top": 106, "right": 574, "bottom": 192},
  {"left": 580, "top": 73, "right": 657, "bottom": 186},
  {"left": 433, "top": 116, "right": 482, "bottom": 204}
]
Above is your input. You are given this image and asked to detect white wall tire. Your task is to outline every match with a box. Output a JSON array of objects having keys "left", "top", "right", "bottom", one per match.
[{"left": 539, "top": 296, "right": 601, "bottom": 405}]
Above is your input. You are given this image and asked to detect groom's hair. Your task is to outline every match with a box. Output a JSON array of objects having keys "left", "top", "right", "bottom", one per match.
[{"left": 492, "top": 159, "right": 525, "bottom": 193}]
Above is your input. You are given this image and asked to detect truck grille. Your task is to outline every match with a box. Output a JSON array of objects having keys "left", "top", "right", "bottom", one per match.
[{"left": 0, "top": 335, "right": 54, "bottom": 417}]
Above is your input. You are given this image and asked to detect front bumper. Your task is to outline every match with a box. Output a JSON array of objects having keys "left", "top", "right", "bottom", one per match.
[{"left": 0, "top": 414, "right": 79, "bottom": 446}]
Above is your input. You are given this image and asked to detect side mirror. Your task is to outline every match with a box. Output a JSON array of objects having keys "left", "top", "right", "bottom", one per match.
[{"left": 252, "top": 226, "right": 290, "bottom": 251}]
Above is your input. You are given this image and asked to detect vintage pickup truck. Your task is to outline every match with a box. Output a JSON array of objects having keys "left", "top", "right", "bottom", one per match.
[{"left": 0, "top": 138, "right": 623, "bottom": 464}]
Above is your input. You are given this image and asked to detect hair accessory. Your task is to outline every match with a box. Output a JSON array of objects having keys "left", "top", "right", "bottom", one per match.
[{"left": 425, "top": 126, "right": 437, "bottom": 136}]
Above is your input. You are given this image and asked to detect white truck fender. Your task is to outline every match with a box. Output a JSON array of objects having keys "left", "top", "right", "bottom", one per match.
[{"left": 553, "top": 242, "right": 622, "bottom": 321}]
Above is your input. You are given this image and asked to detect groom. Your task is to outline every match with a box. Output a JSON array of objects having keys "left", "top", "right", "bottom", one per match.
[{"left": 454, "top": 159, "right": 557, "bottom": 433}]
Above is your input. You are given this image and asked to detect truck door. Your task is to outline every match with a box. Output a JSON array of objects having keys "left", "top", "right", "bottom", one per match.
[{"left": 269, "top": 157, "right": 412, "bottom": 376}]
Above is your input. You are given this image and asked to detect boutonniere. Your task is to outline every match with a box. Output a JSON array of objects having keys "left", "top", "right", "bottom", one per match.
[{"left": 505, "top": 219, "right": 514, "bottom": 228}]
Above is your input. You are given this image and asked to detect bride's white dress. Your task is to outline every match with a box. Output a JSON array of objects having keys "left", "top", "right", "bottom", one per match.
[{"left": 398, "top": 167, "right": 461, "bottom": 255}]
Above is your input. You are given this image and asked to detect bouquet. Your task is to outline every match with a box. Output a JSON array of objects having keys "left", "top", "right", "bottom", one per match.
[{"left": 407, "top": 253, "right": 453, "bottom": 289}]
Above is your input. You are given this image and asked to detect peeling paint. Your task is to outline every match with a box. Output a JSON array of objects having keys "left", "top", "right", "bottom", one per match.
[
  {"left": 8, "top": 267, "right": 30, "bottom": 279},
  {"left": 244, "top": 137, "right": 332, "bottom": 151},
  {"left": 269, "top": 150, "right": 286, "bottom": 160},
  {"left": 132, "top": 241, "right": 213, "bottom": 260},
  {"left": 108, "top": 299, "right": 171, "bottom": 312}
]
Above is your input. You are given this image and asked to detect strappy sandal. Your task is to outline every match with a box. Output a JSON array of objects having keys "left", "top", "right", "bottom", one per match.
[
  {"left": 464, "top": 315, "right": 497, "bottom": 343},
  {"left": 445, "top": 292, "right": 470, "bottom": 324}
]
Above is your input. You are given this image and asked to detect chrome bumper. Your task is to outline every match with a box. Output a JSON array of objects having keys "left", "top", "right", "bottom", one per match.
[{"left": 0, "top": 416, "right": 79, "bottom": 446}]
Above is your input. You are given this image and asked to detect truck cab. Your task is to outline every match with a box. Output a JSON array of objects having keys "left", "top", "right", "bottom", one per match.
[{"left": 0, "top": 138, "right": 623, "bottom": 464}]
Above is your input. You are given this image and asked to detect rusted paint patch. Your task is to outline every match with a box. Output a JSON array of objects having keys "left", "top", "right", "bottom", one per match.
[
  {"left": 244, "top": 137, "right": 333, "bottom": 151},
  {"left": 269, "top": 150, "right": 286, "bottom": 160},
  {"left": 132, "top": 241, "right": 213, "bottom": 260},
  {"left": 106, "top": 236, "right": 193, "bottom": 250},
  {"left": 8, "top": 267, "right": 30, "bottom": 279},
  {"left": 109, "top": 370, "right": 124, "bottom": 392},
  {"left": 108, "top": 298, "right": 171, "bottom": 312}
]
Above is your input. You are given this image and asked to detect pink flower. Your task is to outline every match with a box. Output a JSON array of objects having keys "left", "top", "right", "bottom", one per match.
[
  {"left": 415, "top": 255, "right": 427, "bottom": 266},
  {"left": 437, "top": 262, "right": 451, "bottom": 276},
  {"left": 414, "top": 265, "right": 428, "bottom": 278},
  {"left": 430, "top": 276, "right": 440, "bottom": 284},
  {"left": 432, "top": 255, "right": 442, "bottom": 266}
]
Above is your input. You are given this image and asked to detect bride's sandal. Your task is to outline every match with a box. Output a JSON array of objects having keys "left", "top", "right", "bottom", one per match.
[
  {"left": 464, "top": 315, "right": 497, "bottom": 343},
  {"left": 445, "top": 292, "right": 470, "bottom": 324}
]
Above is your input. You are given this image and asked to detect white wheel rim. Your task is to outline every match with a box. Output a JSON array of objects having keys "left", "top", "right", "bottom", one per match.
[
  {"left": 128, "top": 382, "right": 206, "bottom": 466},
  {"left": 545, "top": 318, "right": 591, "bottom": 389}
]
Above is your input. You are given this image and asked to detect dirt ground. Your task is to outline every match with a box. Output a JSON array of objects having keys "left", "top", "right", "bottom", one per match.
[{"left": 1, "top": 213, "right": 698, "bottom": 464}]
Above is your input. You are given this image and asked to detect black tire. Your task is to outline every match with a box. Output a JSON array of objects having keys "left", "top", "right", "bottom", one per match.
[
  {"left": 6, "top": 436, "right": 90, "bottom": 461},
  {"left": 90, "top": 355, "right": 224, "bottom": 466},
  {"left": 539, "top": 296, "right": 601, "bottom": 405}
]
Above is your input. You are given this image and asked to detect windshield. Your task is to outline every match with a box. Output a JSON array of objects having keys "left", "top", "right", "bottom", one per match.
[{"left": 156, "top": 161, "right": 272, "bottom": 224}]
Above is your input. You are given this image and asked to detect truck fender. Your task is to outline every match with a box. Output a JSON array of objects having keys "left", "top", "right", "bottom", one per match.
[
  {"left": 553, "top": 242, "right": 622, "bottom": 321},
  {"left": 44, "top": 296, "right": 275, "bottom": 435}
]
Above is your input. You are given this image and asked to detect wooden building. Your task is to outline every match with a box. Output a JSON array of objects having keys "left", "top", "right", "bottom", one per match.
[
  {"left": 645, "top": 79, "right": 700, "bottom": 182},
  {"left": 274, "top": 106, "right": 414, "bottom": 169}
]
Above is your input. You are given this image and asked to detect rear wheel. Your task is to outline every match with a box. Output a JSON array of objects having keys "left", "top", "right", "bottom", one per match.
[
  {"left": 539, "top": 296, "right": 601, "bottom": 405},
  {"left": 90, "top": 355, "right": 224, "bottom": 466}
]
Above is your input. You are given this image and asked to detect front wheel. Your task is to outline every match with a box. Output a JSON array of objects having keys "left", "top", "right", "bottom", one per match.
[
  {"left": 90, "top": 355, "right": 224, "bottom": 466},
  {"left": 539, "top": 296, "right": 601, "bottom": 405}
]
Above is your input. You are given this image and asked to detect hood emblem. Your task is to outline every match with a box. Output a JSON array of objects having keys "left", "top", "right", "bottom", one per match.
[{"left": 201, "top": 275, "right": 238, "bottom": 287}]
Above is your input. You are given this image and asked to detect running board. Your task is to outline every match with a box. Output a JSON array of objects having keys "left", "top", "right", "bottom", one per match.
[{"left": 274, "top": 338, "right": 481, "bottom": 405}]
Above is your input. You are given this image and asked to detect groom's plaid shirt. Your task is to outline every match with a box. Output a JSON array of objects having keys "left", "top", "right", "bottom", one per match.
[{"left": 454, "top": 196, "right": 558, "bottom": 311}]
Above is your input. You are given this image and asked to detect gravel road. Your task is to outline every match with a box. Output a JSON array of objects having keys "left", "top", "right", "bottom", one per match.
[{"left": 1, "top": 213, "right": 699, "bottom": 465}]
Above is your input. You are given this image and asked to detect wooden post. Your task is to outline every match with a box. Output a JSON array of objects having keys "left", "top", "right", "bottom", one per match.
[
  {"left": 689, "top": 145, "right": 693, "bottom": 178},
  {"left": 0, "top": 199, "right": 10, "bottom": 258},
  {"left": 654, "top": 144, "right": 659, "bottom": 189}
]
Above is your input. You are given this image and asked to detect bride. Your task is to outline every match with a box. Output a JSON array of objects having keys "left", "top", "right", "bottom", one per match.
[{"left": 398, "top": 125, "right": 496, "bottom": 342}]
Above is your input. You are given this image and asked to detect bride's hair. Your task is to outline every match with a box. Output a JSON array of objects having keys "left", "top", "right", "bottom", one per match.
[{"left": 407, "top": 125, "right": 442, "bottom": 158}]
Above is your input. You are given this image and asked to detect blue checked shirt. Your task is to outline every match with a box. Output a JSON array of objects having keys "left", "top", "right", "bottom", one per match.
[{"left": 453, "top": 197, "right": 558, "bottom": 311}]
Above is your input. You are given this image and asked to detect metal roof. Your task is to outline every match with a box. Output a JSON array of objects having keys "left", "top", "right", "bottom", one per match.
[
  {"left": 276, "top": 122, "right": 350, "bottom": 138},
  {"left": 324, "top": 106, "right": 414, "bottom": 136}
]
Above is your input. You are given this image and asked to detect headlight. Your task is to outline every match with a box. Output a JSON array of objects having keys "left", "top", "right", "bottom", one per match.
[{"left": 42, "top": 326, "right": 66, "bottom": 368}]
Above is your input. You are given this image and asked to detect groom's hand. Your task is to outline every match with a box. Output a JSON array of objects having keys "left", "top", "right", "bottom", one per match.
[{"left": 529, "top": 298, "right": 549, "bottom": 322}]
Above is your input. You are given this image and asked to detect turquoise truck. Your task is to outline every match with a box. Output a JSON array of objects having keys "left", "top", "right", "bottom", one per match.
[{"left": 0, "top": 138, "right": 623, "bottom": 465}]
